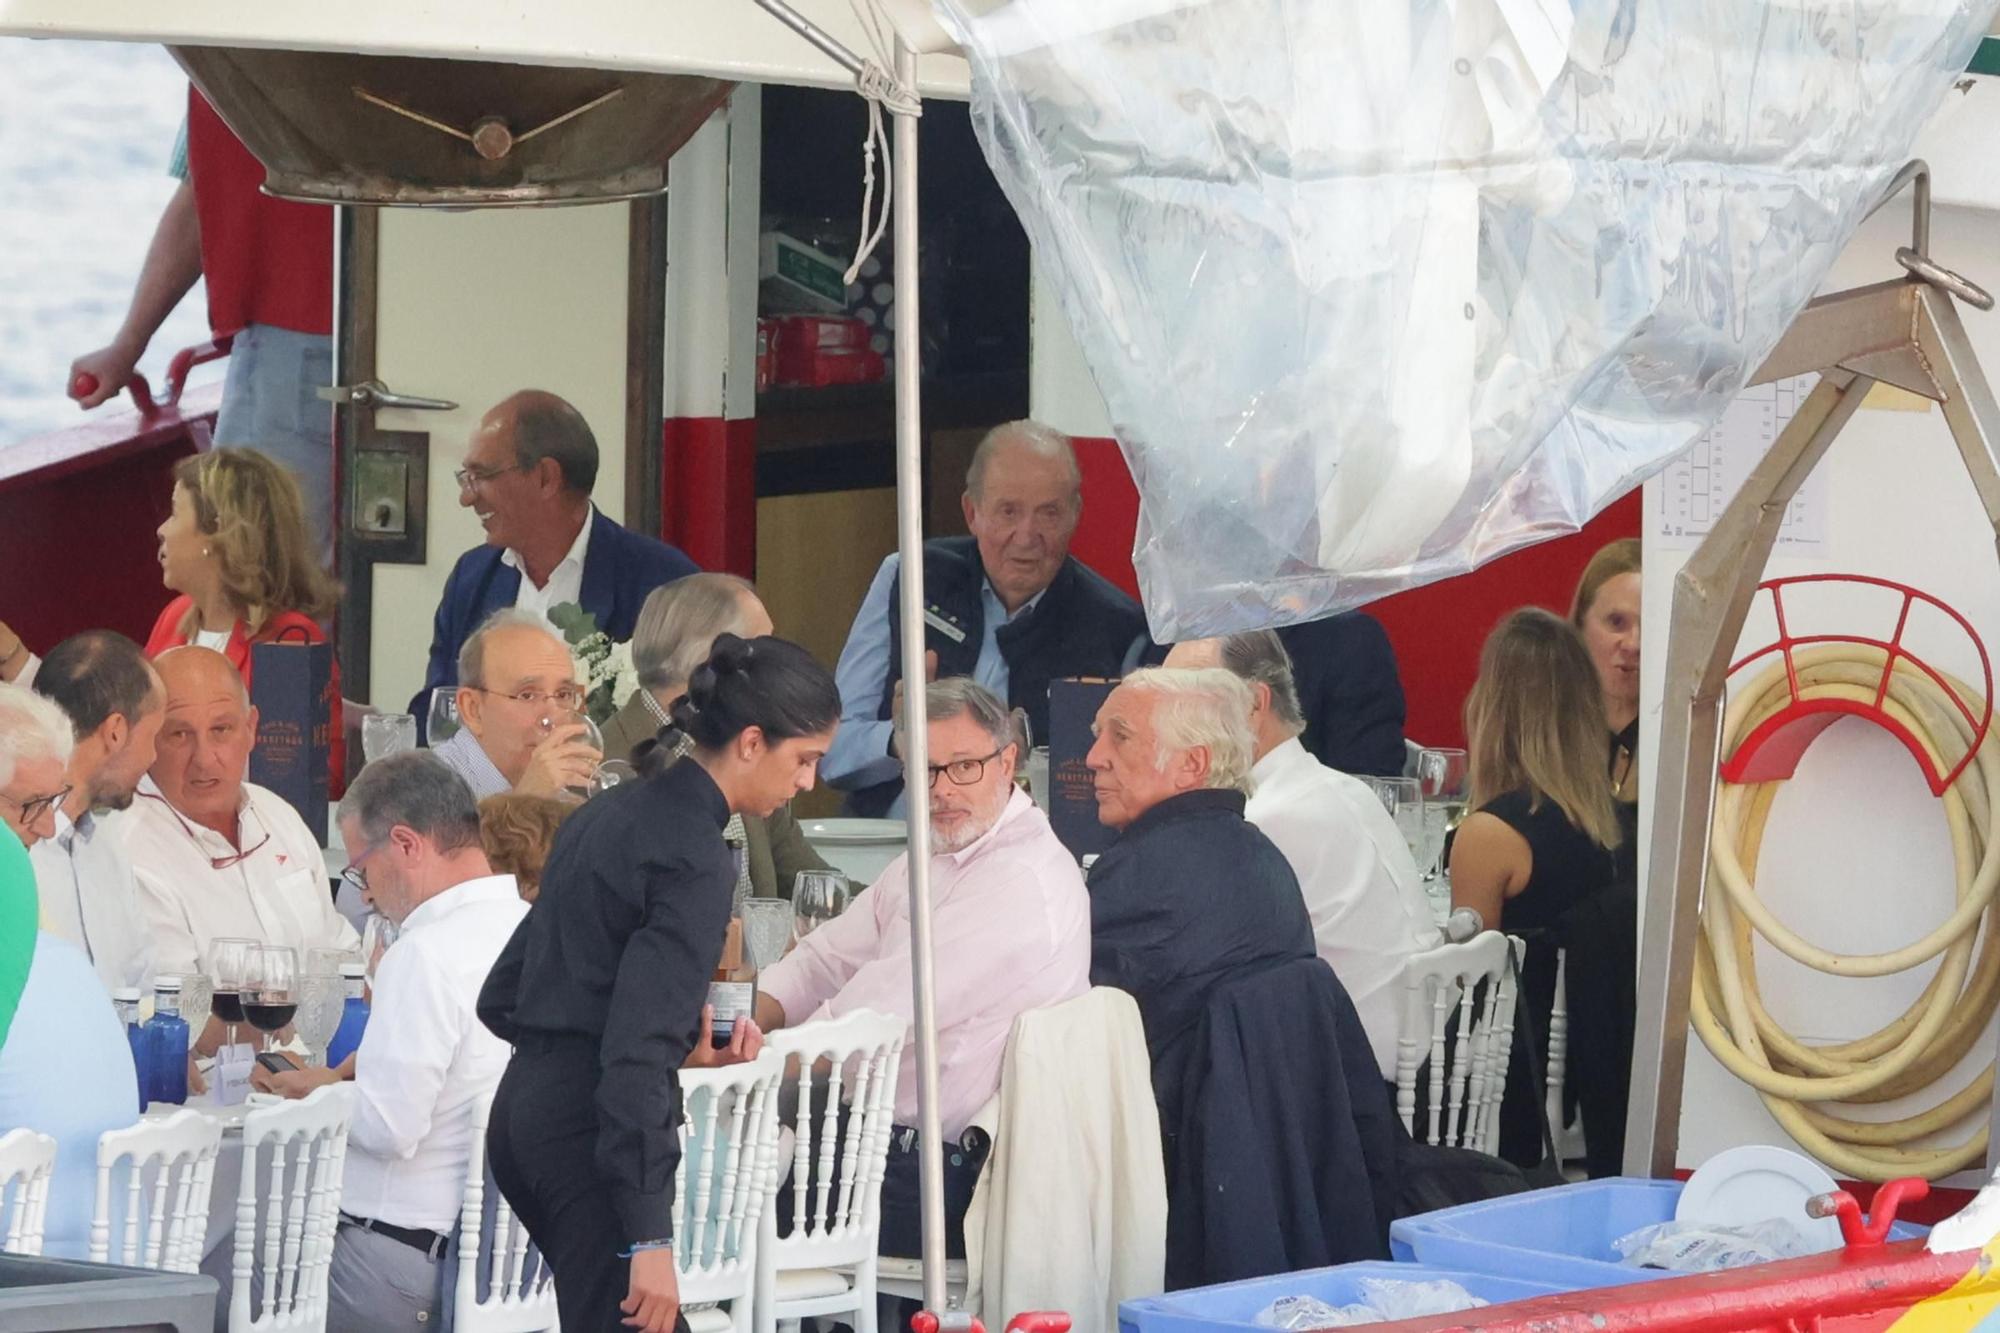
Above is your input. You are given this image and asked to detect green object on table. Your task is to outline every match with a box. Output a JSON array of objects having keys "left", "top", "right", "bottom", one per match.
[{"left": 0, "top": 825, "right": 38, "bottom": 1049}]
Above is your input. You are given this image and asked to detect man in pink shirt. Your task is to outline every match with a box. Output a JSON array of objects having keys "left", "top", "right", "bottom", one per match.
[{"left": 757, "top": 677, "right": 1090, "bottom": 1258}]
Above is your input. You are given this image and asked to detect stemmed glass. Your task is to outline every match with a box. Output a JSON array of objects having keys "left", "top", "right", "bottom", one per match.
[
  {"left": 793, "top": 871, "right": 852, "bottom": 943},
  {"left": 1364, "top": 777, "right": 1429, "bottom": 870},
  {"left": 1415, "top": 747, "right": 1471, "bottom": 879},
  {"left": 175, "top": 974, "right": 213, "bottom": 1044},
  {"left": 207, "top": 937, "right": 256, "bottom": 1051},
  {"left": 536, "top": 706, "right": 631, "bottom": 798},
  {"left": 243, "top": 946, "right": 298, "bottom": 1055},
  {"left": 427, "top": 687, "right": 462, "bottom": 745}
]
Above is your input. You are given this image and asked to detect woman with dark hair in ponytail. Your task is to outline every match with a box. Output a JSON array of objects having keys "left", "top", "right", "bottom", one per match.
[{"left": 478, "top": 634, "right": 841, "bottom": 1333}]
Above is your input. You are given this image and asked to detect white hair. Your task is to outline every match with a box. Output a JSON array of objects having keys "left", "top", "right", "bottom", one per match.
[
  {"left": 1118, "top": 667, "right": 1256, "bottom": 796},
  {"left": 0, "top": 682, "right": 76, "bottom": 791},
  {"left": 966, "top": 420, "right": 1083, "bottom": 507}
]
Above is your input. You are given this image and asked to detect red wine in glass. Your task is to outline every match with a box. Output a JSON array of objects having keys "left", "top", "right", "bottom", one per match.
[
  {"left": 211, "top": 991, "right": 246, "bottom": 1026},
  {"left": 245, "top": 998, "right": 297, "bottom": 1034}
]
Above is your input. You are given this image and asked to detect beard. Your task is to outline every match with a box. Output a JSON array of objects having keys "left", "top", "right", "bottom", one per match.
[
  {"left": 931, "top": 800, "right": 1002, "bottom": 854},
  {"left": 92, "top": 780, "right": 140, "bottom": 813}
]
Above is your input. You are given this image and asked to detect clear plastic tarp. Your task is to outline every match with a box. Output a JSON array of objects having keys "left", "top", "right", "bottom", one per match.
[{"left": 936, "top": 0, "right": 2000, "bottom": 639}]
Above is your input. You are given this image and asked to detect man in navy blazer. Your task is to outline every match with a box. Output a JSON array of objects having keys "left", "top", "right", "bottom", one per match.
[{"left": 409, "top": 390, "right": 698, "bottom": 725}]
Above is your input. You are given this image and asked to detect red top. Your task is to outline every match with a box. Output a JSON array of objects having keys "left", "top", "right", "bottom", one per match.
[
  {"left": 145, "top": 596, "right": 346, "bottom": 796},
  {"left": 185, "top": 89, "right": 334, "bottom": 338}
]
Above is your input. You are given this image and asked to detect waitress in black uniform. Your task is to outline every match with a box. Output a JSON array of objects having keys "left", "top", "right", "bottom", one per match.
[
  {"left": 479, "top": 634, "right": 841, "bottom": 1332},
  {"left": 1449, "top": 609, "right": 1623, "bottom": 1169}
]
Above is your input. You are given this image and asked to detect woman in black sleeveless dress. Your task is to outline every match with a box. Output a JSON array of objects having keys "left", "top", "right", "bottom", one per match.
[{"left": 1450, "top": 609, "right": 1623, "bottom": 1169}]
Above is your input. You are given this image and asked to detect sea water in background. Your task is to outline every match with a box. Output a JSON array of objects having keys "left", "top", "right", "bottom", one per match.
[{"left": 0, "top": 38, "right": 218, "bottom": 446}]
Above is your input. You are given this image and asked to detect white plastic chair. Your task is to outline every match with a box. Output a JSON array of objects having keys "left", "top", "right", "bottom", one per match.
[
  {"left": 454, "top": 1092, "right": 558, "bottom": 1332},
  {"left": 752, "top": 1010, "right": 906, "bottom": 1333},
  {"left": 229, "top": 1084, "right": 355, "bottom": 1332},
  {"left": 1546, "top": 948, "right": 1588, "bottom": 1162},
  {"left": 91, "top": 1110, "right": 224, "bottom": 1273},
  {"left": 0, "top": 1127, "right": 57, "bottom": 1256},
  {"left": 678, "top": 1049, "right": 785, "bottom": 1333},
  {"left": 1395, "top": 932, "right": 1524, "bottom": 1154}
]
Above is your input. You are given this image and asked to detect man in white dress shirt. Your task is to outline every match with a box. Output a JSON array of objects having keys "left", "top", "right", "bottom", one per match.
[
  {"left": 254, "top": 750, "right": 529, "bottom": 1330},
  {"left": 430, "top": 609, "right": 601, "bottom": 800},
  {"left": 124, "top": 647, "right": 358, "bottom": 1046},
  {"left": 758, "top": 678, "right": 1092, "bottom": 1259},
  {"left": 28, "top": 632, "right": 164, "bottom": 992},
  {"left": 1166, "top": 631, "right": 1438, "bottom": 1079}
]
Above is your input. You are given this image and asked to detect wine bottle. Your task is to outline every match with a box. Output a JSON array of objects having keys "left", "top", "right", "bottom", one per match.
[{"left": 707, "top": 917, "right": 755, "bottom": 1049}]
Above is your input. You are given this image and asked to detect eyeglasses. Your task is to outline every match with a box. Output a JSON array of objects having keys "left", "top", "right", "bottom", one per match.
[
  {"left": 2, "top": 784, "right": 71, "bottom": 827},
  {"left": 341, "top": 840, "right": 387, "bottom": 895},
  {"left": 454, "top": 462, "right": 532, "bottom": 491},
  {"left": 471, "top": 685, "right": 587, "bottom": 712},
  {"left": 139, "top": 790, "right": 272, "bottom": 870},
  {"left": 927, "top": 749, "right": 1006, "bottom": 789}
]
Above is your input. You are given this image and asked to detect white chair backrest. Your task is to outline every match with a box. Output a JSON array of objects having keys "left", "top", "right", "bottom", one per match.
[
  {"left": 0, "top": 1128, "right": 56, "bottom": 1256},
  {"left": 455, "top": 1092, "right": 558, "bottom": 1333},
  {"left": 92, "top": 1110, "right": 224, "bottom": 1273},
  {"left": 1396, "top": 933, "right": 1523, "bottom": 1153},
  {"left": 231, "top": 1084, "right": 355, "bottom": 1332},
  {"left": 675, "top": 1049, "right": 784, "bottom": 1311},
  {"left": 1545, "top": 948, "right": 1569, "bottom": 1146},
  {"left": 764, "top": 1009, "right": 906, "bottom": 1270}
]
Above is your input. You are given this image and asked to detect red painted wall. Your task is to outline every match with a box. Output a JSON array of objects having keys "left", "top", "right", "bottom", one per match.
[{"left": 1068, "top": 436, "right": 1644, "bottom": 748}]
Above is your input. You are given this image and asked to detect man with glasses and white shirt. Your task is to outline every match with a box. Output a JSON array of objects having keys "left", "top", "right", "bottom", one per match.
[
  {"left": 254, "top": 751, "right": 528, "bottom": 1331},
  {"left": 124, "top": 647, "right": 356, "bottom": 1046},
  {"left": 429, "top": 609, "right": 601, "bottom": 799}
]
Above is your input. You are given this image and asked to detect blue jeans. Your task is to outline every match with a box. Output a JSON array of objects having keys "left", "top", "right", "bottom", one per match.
[{"left": 216, "top": 323, "right": 336, "bottom": 564}]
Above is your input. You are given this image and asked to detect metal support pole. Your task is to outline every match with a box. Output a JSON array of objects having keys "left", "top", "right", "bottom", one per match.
[
  {"left": 749, "top": 0, "right": 867, "bottom": 75},
  {"left": 887, "top": 35, "right": 953, "bottom": 1322}
]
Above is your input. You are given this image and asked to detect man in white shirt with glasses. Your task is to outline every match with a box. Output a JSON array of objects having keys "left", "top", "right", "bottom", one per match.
[
  {"left": 124, "top": 647, "right": 357, "bottom": 1045},
  {"left": 254, "top": 750, "right": 528, "bottom": 1330},
  {"left": 428, "top": 609, "right": 601, "bottom": 800}
]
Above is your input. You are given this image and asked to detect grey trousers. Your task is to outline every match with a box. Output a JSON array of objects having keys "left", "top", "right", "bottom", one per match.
[{"left": 326, "top": 1221, "right": 448, "bottom": 1331}]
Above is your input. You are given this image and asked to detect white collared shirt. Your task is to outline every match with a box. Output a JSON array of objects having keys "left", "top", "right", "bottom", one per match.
[
  {"left": 759, "top": 788, "right": 1091, "bottom": 1138},
  {"left": 1246, "top": 737, "right": 1441, "bottom": 1079},
  {"left": 341, "top": 874, "right": 529, "bottom": 1231},
  {"left": 30, "top": 808, "right": 154, "bottom": 993},
  {"left": 122, "top": 778, "right": 361, "bottom": 977},
  {"left": 503, "top": 506, "right": 594, "bottom": 617}
]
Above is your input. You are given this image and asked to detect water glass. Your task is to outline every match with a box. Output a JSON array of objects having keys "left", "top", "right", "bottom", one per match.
[
  {"left": 362, "top": 913, "right": 399, "bottom": 980},
  {"left": 362, "top": 712, "right": 418, "bottom": 765},
  {"left": 308, "top": 946, "right": 358, "bottom": 978},
  {"left": 174, "top": 974, "right": 213, "bottom": 1039},
  {"left": 793, "top": 871, "right": 852, "bottom": 943},
  {"left": 739, "top": 897, "right": 794, "bottom": 971},
  {"left": 427, "top": 687, "right": 462, "bottom": 745},
  {"left": 296, "top": 973, "right": 346, "bottom": 1068}
]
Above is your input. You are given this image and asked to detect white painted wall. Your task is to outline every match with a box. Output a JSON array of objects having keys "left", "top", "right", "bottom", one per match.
[
  {"left": 1640, "top": 199, "right": 2000, "bottom": 1185},
  {"left": 368, "top": 203, "right": 632, "bottom": 712}
]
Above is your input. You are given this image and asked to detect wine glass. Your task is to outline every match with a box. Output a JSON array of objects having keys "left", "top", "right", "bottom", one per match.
[
  {"left": 536, "top": 706, "right": 618, "bottom": 798},
  {"left": 296, "top": 973, "right": 345, "bottom": 1068},
  {"left": 739, "top": 898, "right": 794, "bottom": 971},
  {"left": 362, "top": 712, "right": 419, "bottom": 765},
  {"left": 244, "top": 946, "right": 298, "bottom": 1054},
  {"left": 207, "top": 937, "right": 257, "bottom": 1051},
  {"left": 793, "top": 871, "right": 852, "bottom": 943},
  {"left": 427, "top": 687, "right": 462, "bottom": 745}
]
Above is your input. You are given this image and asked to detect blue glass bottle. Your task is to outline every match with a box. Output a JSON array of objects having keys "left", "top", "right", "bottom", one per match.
[
  {"left": 112, "top": 987, "right": 146, "bottom": 1110},
  {"left": 140, "top": 979, "right": 190, "bottom": 1106},
  {"left": 324, "top": 962, "right": 369, "bottom": 1068}
]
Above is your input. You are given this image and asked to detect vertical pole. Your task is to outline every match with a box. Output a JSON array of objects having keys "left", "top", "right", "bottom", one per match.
[{"left": 889, "top": 36, "right": 950, "bottom": 1318}]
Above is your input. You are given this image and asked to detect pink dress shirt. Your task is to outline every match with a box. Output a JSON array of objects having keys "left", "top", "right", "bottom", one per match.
[{"left": 759, "top": 788, "right": 1091, "bottom": 1139}]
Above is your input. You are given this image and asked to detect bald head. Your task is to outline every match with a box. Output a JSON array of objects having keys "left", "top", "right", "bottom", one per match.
[
  {"left": 151, "top": 646, "right": 258, "bottom": 834},
  {"left": 156, "top": 646, "right": 248, "bottom": 709},
  {"left": 477, "top": 390, "right": 599, "bottom": 497}
]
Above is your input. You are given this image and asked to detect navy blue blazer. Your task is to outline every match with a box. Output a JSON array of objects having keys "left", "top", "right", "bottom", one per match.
[{"left": 409, "top": 508, "right": 698, "bottom": 722}]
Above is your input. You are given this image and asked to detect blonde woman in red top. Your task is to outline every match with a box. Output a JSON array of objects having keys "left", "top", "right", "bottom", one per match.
[{"left": 2, "top": 449, "right": 344, "bottom": 787}]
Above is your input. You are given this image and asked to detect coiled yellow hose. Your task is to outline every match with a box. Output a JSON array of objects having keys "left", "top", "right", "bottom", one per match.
[{"left": 1691, "top": 644, "right": 2000, "bottom": 1181}]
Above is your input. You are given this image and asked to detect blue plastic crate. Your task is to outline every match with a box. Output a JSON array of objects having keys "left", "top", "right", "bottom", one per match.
[
  {"left": 1389, "top": 1177, "right": 1928, "bottom": 1291},
  {"left": 1117, "top": 1261, "right": 1569, "bottom": 1333}
]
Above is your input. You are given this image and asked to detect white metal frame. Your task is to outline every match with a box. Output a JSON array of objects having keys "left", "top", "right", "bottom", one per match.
[
  {"left": 1395, "top": 932, "right": 1524, "bottom": 1155},
  {"left": 91, "top": 1109, "right": 224, "bottom": 1274},
  {"left": 0, "top": 1127, "right": 57, "bottom": 1256},
  {"left": 454, "top": 1093, "right": 559, "bottom": 1333},
  {"left": 230, "top": 1084, "right": 355, "bottom": 1333}
]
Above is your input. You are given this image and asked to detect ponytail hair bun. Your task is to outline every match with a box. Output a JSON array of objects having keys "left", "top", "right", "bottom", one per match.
[{"left": 670, "top": 634, "right": 840, "bottom": 754}]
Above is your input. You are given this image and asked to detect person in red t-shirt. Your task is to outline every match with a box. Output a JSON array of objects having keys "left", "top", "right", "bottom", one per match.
[{"left": 68, "top": 88, "right": 337, "bottom": 562}]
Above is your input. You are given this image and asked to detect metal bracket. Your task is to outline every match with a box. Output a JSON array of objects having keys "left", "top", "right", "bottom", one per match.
[
  {"left": 1625, "top": 184, "right": 2000, "bottom": 1177},
  {"left": 317, "top": 380, "right": 459, "bottom": 412}
]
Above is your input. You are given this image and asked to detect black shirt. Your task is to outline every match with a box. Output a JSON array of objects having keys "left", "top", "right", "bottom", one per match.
[
  {"left": 479, "top": 758, "right": 736, "bottom": 1245},
  {"left": 1087, "top": 788, "right": 1315, "bottom": 1081}
]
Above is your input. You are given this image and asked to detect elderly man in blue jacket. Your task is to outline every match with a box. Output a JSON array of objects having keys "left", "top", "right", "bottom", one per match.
[{"left": 410, "top": 390, "right": 698, "bottom": 727}]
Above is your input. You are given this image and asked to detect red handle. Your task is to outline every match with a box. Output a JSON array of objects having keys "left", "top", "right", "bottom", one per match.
[
  {"left": 69, "top": 371, "right": 99, "bottom": 401},
  {"left": 1810, "top": 1177, "right": 1930, "bottom": 1249},
  {"left": 1004, "top": 1317, "right": 1073, "bottom": 1333}
]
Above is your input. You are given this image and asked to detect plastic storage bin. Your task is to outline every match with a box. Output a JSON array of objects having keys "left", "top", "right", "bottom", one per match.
[
  {"left": 0, "top": 1254, "right": 216, "bottom": 1332},
  {"left": 1390, "top": 1178, "right": 1928, "bottom": 1291},
  {"left": 1117, "top": 1260, "right": 1570, "bottom": 1333}
]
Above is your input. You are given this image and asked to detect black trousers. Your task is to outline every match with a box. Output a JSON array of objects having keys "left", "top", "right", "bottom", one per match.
[{"left": 489, "top": 1042, "right": 690, "bottom": 1333}]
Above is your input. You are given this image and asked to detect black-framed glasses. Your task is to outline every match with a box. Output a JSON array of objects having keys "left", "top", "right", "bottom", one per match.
[
  {"left": 453, "top": 461, "right": 532, "bottom": 491},
  {"left": 341, "top": 840, "right": 387, "bottom": 895},
  {"left": 471, "top": 685, "right": 587, "bottom": 712},
  {"left": 2, "top": 783, "right": 71, "bottom": 828},
  {"left": 138, "top": 790, "right": 272, "bottom": 870},
  {"left": 927, "top": 749, "right": 1006, "bottom": 789}
]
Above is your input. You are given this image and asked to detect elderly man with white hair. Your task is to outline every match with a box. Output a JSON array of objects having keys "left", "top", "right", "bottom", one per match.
[
  {"left": 0, "top": 682, "right": 75, "bottom": 850},
  {"left": 1166, "top": 632, "right": 1438, "bottom": 1080},
  {"left": 757, "top": 677, "right": 1090, "bottom": 1259},
  {"left": 1084, "top": 667, "right": 1315, "bottom": 1078}
]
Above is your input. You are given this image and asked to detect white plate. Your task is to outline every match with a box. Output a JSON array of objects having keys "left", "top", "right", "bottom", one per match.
[
  {"left": 801, "top": 818, "right": 907, "bottom": 845},
  {"left": 1677, "top": 1144, "right": 1843, "bottom": 1249}
]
